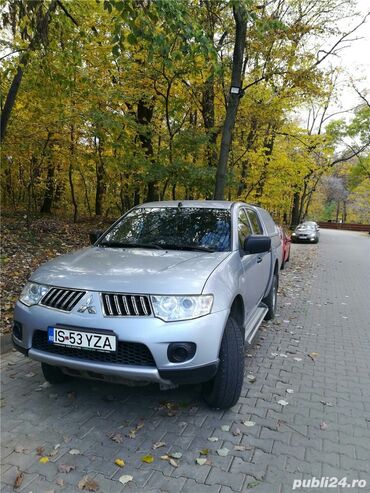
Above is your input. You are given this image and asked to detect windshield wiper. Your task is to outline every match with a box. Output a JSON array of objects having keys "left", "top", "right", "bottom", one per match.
[
  {"left": 161, "top": 244, "right": 217, "bottom": 252},
  {"left": 99, "top": 242, "right": 164, "bottom": 250}
]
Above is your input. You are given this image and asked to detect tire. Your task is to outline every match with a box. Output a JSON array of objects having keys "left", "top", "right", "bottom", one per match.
[
  {"left": 263, "top": 274, "right": 278, "bottom": 320},
  {"left": 41, "top": 363, "right": 70, "bottom": 384},
  {"left": 202, "top": 317, "right": 244, "bottom": 409}
]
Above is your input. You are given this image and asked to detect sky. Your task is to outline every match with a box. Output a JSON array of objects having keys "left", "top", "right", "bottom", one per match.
[{"left": 326, "top": 0, "right": 370, "bottom": 114}]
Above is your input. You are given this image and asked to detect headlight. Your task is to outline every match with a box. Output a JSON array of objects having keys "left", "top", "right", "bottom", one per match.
[
  {"left": 151, "top": 295, "right": 213, "bottom": 322},
  {"left": 292, "top": 233, "right": 296, "bottom": 236},
  {"left": 20, "top": 282, "right": 49, "bottom": 306},
  {"left": 309, "top": 233, "right": 316, "bottom": 238}
]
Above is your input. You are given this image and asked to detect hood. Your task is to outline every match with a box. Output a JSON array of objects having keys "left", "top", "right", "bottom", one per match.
[{"left": 30, "top": 247, "right": 231, "bottom": 294}]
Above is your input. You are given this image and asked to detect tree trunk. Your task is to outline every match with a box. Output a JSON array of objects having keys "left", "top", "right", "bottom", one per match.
[
  {"left": 40, "top": 160, "right": 55, "bottom": 213},
  {"left": 69, "top": 125, "right": 78, "bottom": 222},
  {"left": 237, "top": 117, "right": 258, "bottom": 196},
  {"left": 95, "top": 137, "right": 106, "bottom": 216},
  {"left": 137, "top": 99, "right": 157, "bottom": 202},
  {"left": 1, "top": 0, "right": 58, "bottom": 143},
  {"left": 214, "top": 3, "right": 247, "bottom": 199},
  {"left": 291, "top": 192, "right": 300, "bottom": 227}
]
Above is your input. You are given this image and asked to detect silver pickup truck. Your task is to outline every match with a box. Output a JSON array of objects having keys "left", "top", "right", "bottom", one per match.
[{"left": 13, "top": 201, "right": 282, "bottom": 408}]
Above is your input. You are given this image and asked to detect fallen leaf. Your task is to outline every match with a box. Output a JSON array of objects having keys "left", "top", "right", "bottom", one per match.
[
  {"left": 119, "top": 475, "right": 133, "bottom": 485},
  {"left": 278, "top": 399, "right": 289, "bottom": 406},
  {"left": 115, "top": 458, "right": 125, "bottom": 467},
  {"left": 234, "top": 445, "right": 252, "bottom": 451},
  {"left": 141, "top": 455, "right": 154, "bottom": 464},
  {"left": 233, "top": 428, "right": 241, "bottom": 436},
  {"left": 67, "top": 391, "right": 76, "bottom": 400},
  {"left": 200, "top": 449, "right": 209, "bottom": 456},
  {"left": 56, "top": 478, "right": 64, "bottom": 486},
  {"left": 69, "top": 449, "right": 81, "bottom": 455},
  {"left": 320, "top": 401, "right": 334, "bottom": 407},
  {"left": 169, "top": 458, "right": 178, "bottom": 468},
  {"left": 77, "top": 475, "right": 99, "bottom": 491},
  {"left": 279, "top": 353, "right": 288, "bottom": 358},
  {"left": 169, "top": 452, "right": 182, "bottom": 459},
  {"left": 58, "top": 464, "right": 75, "bottom": 473},
  {"left": 308, "top": 352, "right": 319, "bottom": 361},
  {"left": 14, "top": 472, "right": 24, "bottom": 489},
  {"left": 293, "top": 357, "right": 302, "bottom": 362},
  {"left": 247, "top": 374, "right": 256, "bottom": 383},
  {"left": 320, "top": 421, "right": 328, "bottom": 430},
  {"left": 221, "top": 425, "right": 230, "bottom": 432},
  {"left": 242, "top": 421, "right": 256, "bottom": 427},
  {"left": 247, "top": 480, "right": 261, "bottom": 488},
  {"left": 195, "top": 458, "right": 207, "bottom": 465},
  {"left": 207, "top": 436, "right": 219, "bottom": 442},
  {"left": 153, "top": 441, "right": 166, "bottom": 450},
  {"left": 127, "top": 422, "right": 144, "bottom": 439},
  {"left": 39, "top": 456, "right": 49, "bottom": 464},
  {"left": 36, "top": 446, "right": 45, "bottom": 455},
  {"left": 110, "top": 433, "right": 123, "bottom": 444},
  {"left": 216, "top": 448, "right": 229, "bottom": 456}
]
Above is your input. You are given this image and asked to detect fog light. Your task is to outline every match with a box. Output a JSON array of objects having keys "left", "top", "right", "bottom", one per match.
[
  {"left": 167, "top": 342, "right": 196, "bottom": 363},
  {"left": 13, "top": 321, "right": 23, "bottom": 341}
]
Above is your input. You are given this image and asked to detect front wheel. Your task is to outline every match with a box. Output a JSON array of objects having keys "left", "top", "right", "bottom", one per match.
[
  {"left": 41, "top": 363, "right": 70, "bottom": 384},
  {"left": 202, "top": 317, "right": 244, "bottom": 409},
  {"left": 263, "top": 274, "right": 278, "bottom": 320}
]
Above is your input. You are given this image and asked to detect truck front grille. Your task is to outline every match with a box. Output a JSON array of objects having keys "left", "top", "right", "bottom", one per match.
[
  {"left": 32, "top": 330, "right": 156, "bottom": 366},
  {"left": 40, "top": 288, "right": 86, "bottom": 311},
  {"left": 101, "top": 293, "right": 152, "bottom": 317}
]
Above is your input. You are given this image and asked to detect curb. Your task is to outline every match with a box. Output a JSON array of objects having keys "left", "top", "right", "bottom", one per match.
[{"left": 0, "top": 334, "right": 13, "bottom": 355}]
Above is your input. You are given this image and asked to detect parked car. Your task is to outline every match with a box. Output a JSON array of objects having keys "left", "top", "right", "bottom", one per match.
[
  {"left": 13, "top": 201, "right": 282, "bottom": 409},
  {"left": 277, "top": 226, "right": 291, "bottom": 269},
  {"left": 291, "top": 221, "right": 320, "bottom": 243}
]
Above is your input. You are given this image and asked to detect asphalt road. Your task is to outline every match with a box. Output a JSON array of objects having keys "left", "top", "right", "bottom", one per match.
[{"left": 1, "top": 229, "right": 370, "bottom": 493}]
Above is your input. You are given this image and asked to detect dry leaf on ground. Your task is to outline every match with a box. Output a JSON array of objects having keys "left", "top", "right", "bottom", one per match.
[
  {"left": 119, "top": 475, "right": 133, "bottom": 485},
  {"left": 14, "top": 472, "right": 24, "bottom": 489},
  {"left": 58, "top": 464, "right": 75, "bottom": 473},
  {"left": 77, "top": 475, "right": 99, "bottom": 491}
]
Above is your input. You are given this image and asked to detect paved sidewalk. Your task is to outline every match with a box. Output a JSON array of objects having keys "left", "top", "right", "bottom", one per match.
[{"left": 1, "top": 230, "right": 370, "bottom": 493}]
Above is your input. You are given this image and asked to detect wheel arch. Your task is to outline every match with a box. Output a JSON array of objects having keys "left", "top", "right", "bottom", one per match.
[{"left": 229, "top": 294, "right": 245, "bottom": 340}]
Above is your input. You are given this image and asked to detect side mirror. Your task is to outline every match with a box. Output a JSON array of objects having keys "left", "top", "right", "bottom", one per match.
[
  {"left": 89, "top": 230, "right": 104, "bottom": 245},
  {"left": 243, "top": 235, "right": 271, "bottom": 255}
]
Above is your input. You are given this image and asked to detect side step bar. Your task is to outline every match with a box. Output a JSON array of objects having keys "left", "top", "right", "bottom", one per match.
[{"left": 244, "top": 303, "right": 268, "bottom": 345}]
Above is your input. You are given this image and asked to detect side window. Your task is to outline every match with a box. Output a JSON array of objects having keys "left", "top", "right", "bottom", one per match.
[
  {"left": 247, "top": 210, "right": 263, "bottom": 235},
  {"left": 238, "top": 209, "right": 252, "bottom": 249}
]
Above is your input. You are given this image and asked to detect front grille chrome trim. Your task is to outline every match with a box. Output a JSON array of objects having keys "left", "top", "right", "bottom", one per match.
[
  {"left": 101, "top": 293, "right": 152, "bottom": 317},
  {"left": 40, "top": 288, "right": 86, "bottom": 312}
]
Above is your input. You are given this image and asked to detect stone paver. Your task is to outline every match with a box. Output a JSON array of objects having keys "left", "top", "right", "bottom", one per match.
[{"left": 1, "top": 229, "right": 369, "bottom": 492}]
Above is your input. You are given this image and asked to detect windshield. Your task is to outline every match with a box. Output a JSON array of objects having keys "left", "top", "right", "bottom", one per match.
[
  {"left": 296, "top": 223, "right": 315, "bottom": 231},
  {"left": 99, "top": 207, "right": 231, "bottom": 252}
]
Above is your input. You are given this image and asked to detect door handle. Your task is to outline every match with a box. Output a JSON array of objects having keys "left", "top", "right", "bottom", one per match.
[{"left": 257, "top": 256, "right": 263, "bottom": 263}]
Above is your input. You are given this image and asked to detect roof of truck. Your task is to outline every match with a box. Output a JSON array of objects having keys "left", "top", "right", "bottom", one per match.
[{"left": 140, "top": 200, "right": 246, "bottom": 210}]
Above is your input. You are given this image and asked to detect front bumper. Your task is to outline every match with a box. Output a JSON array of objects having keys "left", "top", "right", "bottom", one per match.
[
  {"left": 13, "top": 301, "right": 228, "bottom": 385},
  {"left": 292, "top": 236, "right": 317, "bottom": 242}
]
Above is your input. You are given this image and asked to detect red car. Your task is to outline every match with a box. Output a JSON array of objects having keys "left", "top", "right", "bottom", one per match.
[{"left": 278, "top": 226, "right": 291, "bottom": 269}]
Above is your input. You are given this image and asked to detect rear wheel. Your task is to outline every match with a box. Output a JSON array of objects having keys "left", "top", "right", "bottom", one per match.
[
  {"left": 202, "top": 317, "right": 244, "bottom": 409},
  {"left": 263, "top": 274, "right": 278, "bottom": 320},
  {"left": 41, "top": 363, "right": 70, "bottom": 384}
]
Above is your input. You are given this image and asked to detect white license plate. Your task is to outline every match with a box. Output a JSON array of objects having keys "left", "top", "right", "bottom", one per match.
[{"left": 47, "top": 327, "right": 116, "bottom": 352}]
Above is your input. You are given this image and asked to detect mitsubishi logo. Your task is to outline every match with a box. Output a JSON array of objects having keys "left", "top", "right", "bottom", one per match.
[{"left": 78, "top": 295, "right": 96, "bottom": 314}]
